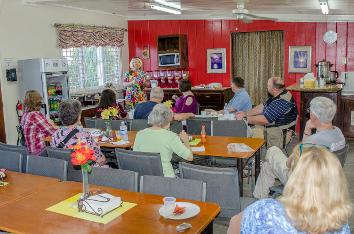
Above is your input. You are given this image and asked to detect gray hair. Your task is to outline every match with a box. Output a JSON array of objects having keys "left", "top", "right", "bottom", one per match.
[
  {"left": 59, "top": 99, "right": 82, "bottom": 126},
  {"left": 150, "top": 87, "right": 164, "bottom": 100},
  {"left": 148, "top": 104, "right": 173, "bottom": 127},
  {"left": 310, "top": 96, "right": 337, "bottom": 123}
]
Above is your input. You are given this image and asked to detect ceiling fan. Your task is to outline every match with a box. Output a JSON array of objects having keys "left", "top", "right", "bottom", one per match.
[{"left": 231, "top": 2, "right": 277, "bottom": 23}]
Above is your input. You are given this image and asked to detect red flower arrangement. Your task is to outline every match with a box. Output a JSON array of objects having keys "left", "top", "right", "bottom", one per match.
[{"left": 70, "top": 142, "right": 96, "bottom": 173}]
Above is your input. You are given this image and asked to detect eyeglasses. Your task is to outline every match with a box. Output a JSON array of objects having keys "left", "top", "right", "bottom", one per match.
[{"left": 299, "top": 143, "right": 329, "bottom": 157}]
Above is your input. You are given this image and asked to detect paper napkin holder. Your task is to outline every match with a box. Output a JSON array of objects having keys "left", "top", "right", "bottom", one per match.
[{"left": 78, "top": 193, "right": 122, "bottom": 217}]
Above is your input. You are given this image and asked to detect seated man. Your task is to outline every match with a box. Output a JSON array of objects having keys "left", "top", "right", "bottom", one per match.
[
  {"left": 236, "top": 77, "right": 298, "bottom": 148},
  {"left": 207, "top": 76, "right": 252, "bottom": 114},
  {"left": 253, "top": 96, "right": 345, "bottom": 199},
  {"left": 134, "top": 87, "right": 164, "bottom": 119}
]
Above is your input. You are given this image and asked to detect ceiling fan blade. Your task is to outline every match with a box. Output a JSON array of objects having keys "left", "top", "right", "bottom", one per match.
[
  {"left": 208, "top": 13, "right": 234, "bottom": 20},
  {"left": 243, "top": 13, "right": 277, "bottom": 21}
]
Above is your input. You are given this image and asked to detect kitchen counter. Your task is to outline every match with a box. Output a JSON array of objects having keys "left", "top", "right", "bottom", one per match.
[{"left": 287, "top": 83, "right": 343, "bottom": 92}]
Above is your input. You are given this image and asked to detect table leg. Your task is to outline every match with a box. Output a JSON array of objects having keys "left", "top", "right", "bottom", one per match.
[
  {"left": 255, "top": 149, "right": 261, "bottom": 184},
  {"left": 237, "top": 158, "right": 243, "bottom": 196},
  {"left": 201, "top": 220, "right": 214, "bottom": 234}
]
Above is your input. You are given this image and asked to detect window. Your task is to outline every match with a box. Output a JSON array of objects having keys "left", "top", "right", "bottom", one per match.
[{"left": 62, "top": 46, "right": 122, "bottom": 94}]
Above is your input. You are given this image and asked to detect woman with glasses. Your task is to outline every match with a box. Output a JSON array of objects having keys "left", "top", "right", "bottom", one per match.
[
  {"left": 228, "top": 146, "right": 352, "bottom": 234},
  {"left": 253, "top": 96, "right": 346, "bottom": 199},
  {"left": 20, "top": 90, "right": 57, "bottom": 155}
]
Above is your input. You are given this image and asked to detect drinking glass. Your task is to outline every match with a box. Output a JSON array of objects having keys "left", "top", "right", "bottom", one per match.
[{"left": 163, "top": 197, "right": 176, "bottom": 213}]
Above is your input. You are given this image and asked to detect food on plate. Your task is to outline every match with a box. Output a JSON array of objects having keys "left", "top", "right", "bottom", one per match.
[{"left": 173, "top": 205, "right": 186, "bottom": 215}]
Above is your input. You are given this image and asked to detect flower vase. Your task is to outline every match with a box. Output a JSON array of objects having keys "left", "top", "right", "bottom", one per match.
[
  {"left": 81, "top": 169, "right": 90, "bottom": 198},
  {"left": 105, "top": 120, "right": 112, "bottom": 138}
]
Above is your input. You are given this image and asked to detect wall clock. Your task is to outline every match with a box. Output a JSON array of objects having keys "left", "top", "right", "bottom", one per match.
[{"left": 323, "top": 30, "right": 337, "bottom": 45}]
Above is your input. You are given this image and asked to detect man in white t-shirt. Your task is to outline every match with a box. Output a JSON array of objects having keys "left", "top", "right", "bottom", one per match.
[{"left": 253, "top": 96, "right": 345, "bottom": 199}]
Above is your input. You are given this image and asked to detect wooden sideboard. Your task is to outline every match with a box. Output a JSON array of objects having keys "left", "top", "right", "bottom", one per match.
[
  {"left": 287, "top": 84, "right": 342, "bottom": 140},
  {"left": 341, "top": 95, "right": 354, "bottom": 138},
  {"left": 145, "top": 87, "right": 232, "bottom": 111}
]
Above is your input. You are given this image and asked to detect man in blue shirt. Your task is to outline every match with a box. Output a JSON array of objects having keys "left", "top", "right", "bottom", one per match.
[{"left": 134, "top": 87, "right": 164, "bottom": 119}]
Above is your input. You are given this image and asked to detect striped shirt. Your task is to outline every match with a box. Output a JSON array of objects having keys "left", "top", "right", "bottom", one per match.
[{"left": 263, "top": 91, "right": 298, "bottom": 127}]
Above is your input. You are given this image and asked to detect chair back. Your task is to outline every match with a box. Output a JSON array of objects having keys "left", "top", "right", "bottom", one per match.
[
  {"left": 179, "top": 162, "right": 240, "bottom": 217},
  {"left": 130, "top": 119, "right": 150, "bottom": 131},
  {"left": 140, "top": 175, "right": 206, "bottom": 201},
  {"left": 333, "top": 144, "right": 349, "bottom": 167},
  {"left": 84, "top": 117, "right": 96, "bottom": 128},
  {"left": 115, "top": 148, "right": 163, "bottom": 176},
  {"left": 0, "top": 143, "right": 28, "bottom": 172},
  {"left": 213, "top": 120, "right": 248, "bottom": 137},
  {"left": 186, "top": 119, "right": 213, "bottom": 135},
  {"left": 89, "top": 167, "right": 138, "bottom": 192},
  {"left": 46, "top": 147, "right": 82, "bottom": 182},
  {"left": 0, "top": 150, "right": 23, "bottom": 172},
  {"left": 170, "top": 121, "right": 183, "bottom": 134},
  {"left": 26, "top": 155, "right": 68, "bottom": 180}
]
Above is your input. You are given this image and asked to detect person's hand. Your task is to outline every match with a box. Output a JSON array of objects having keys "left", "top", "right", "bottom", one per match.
[
  {"left": 228, "top": 108, "right": 236, "bottom": 113},
  {"left": 304, "top": 119, "right": 315, "bottom": 134},
  {"left": 235, "top": 111, "right": 246, "bottom": 120},
  {"left": 172, "top": 95, "right": 178, "bottom": 101},
  {"left": 96, "top": 155, "right": 107, "bottom": 166},
  {"left": 179, "top": 130, "right": 189, "bottom": 143}
]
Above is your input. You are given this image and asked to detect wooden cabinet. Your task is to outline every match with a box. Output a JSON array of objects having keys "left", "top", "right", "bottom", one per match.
[
  {"left": 145, "top": 88, "right": 232, "bottom": 111},
  {"left": 157, "top": 35, "right": 188, "bottom": 69},
  {"left": 341, "top": 95, "right": 354, "bottom": 138},
  {"left": 80, "top": 106, "right": 97, "bottom": 127}
]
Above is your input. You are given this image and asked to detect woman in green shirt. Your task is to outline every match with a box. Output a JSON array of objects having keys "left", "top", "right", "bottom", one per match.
[{"left": 133, "top": 104, "right": 193, "bottom": 177}]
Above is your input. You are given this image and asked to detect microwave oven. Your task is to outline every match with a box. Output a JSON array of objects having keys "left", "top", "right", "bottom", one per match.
[{"left": 158, "top": 53, "right": 180, "bottom": 67}]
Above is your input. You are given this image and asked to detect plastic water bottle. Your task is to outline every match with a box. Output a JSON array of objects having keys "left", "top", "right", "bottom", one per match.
[
  {"left": 224, "top": 103, "right": 229, "bottom": 115},
  {"left": 119, "top": 121, "right": 128, "bottom": 141}
]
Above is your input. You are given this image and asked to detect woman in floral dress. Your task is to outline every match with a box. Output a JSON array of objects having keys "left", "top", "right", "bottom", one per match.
[{"left": 123, "top": 57, "right": 146, "bottom": 110}]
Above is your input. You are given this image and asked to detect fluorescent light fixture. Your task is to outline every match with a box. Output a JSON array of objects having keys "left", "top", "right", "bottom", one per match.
[
  {"left": 153, "top": 0, "right": 181, "bottom": 10},
  {"left": 319, "top": 0, "right": 329, "bottom": 15},
  {"left": 150, "top": 4, "right": 181, "bottom": 14}
]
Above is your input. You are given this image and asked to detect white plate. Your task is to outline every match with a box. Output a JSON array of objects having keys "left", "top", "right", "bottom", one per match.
[{"left": 159, "top": 202, "right": 200, "bottom": 220}]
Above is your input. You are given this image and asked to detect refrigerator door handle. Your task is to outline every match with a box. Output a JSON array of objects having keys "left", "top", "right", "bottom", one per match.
[{"left": 41, "top": 103, "right": 47, "bottom": 115}]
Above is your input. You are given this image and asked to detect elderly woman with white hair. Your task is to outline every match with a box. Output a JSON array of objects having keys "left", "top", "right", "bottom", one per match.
[
  {"left": 253, "top": 96, "right": 346, "bottom": 199},
  {"left": 133, "top": 104, "right": 193, "bottom": 177}
]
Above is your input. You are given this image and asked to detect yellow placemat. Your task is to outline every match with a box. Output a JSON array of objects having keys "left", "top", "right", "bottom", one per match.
[
  {"left": 189, "top": 138, "right": 201, "bottom": 146},
  {"left": 0, "top": 182, "right": 8, "bottom": 187},
  {"left": 46, "top": 193, "right": 137, "bottom": 224}
]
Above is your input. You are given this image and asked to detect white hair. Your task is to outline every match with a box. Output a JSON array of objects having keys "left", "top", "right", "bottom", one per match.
[
  {"left": 310, "top": 96, "right": 337, "bottom": 123},
  {"left": 150, "top": 87, "right": 164, "bottom": 100},
  {"left": 148, "top": 104, "right": 173, "bottom": 127}
]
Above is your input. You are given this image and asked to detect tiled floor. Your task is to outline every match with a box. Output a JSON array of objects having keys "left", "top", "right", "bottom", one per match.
[{"left": 213, "top": 139, "right": 354, "bottom": 234}]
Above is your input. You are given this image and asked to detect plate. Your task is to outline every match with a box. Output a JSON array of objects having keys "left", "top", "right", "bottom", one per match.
[{"left": 159, "top": 202, "right": 200, "bottom": 220}]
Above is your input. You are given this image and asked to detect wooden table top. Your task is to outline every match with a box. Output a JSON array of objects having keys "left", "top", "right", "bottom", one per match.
[
  {"left": 0, "top": 181, "right": 220, "bottom": 234},
  {"left": 0, "top": 171, "right": 60, "bottom": 208},
  {"left": 287, "top": 83, "right": 343, "bottom": 92}
]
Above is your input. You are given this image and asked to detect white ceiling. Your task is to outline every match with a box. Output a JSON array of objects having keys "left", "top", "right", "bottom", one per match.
[{"left": 23, "top": 0, "right": 354, "bottom": 21}]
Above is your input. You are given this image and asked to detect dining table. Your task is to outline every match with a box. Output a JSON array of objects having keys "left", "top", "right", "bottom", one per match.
[{"left": 0, "top": 180, "right": 220, "bottom": 234}]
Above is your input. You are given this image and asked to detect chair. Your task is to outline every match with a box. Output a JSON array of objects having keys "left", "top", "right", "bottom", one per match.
[
  {"left": 84, "top": 117, "right": 96, "bottom": 128},
  {"left": 186, "top": 119, "right": 213, "bottom": 135},
  {"left": 179, "top": 162, "right": 255, "bottom": 217},
  {"left": 0, "top": 150, "right": 23, "bottom": 172},
  {"left": 0, "top": 143, "right": 28, "bottom": 172},
  {"left": 46, "top": 147, "right": 82, "bottom": 182},
  {"left": 130, "top": 119, "right": 150, "bottom": 131},
  {"left": 213, "top": 120, "right": 248, "bottom": 137},
  {"left": 334, "top": 144, "right": 349, "bottom": 167},
  {"left": 115, "top": 148, "right": 164, "bottom": 176},
  {"left": 140, "top": 175, "right": 206, "bottom": 201},
  {"left": 26, "top": 155, "right": 68, "bottom": 181},
  {"left": 89, "top": 167, "right": 138, "bottom": 192},
  {"left": 169, "top": 120, "right": 183, "bottom": 134}
]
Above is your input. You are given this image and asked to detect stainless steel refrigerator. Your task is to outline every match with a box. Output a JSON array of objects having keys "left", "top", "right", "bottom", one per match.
[{"left": 18, "top": 58, "right": 70, "bottom": 125}]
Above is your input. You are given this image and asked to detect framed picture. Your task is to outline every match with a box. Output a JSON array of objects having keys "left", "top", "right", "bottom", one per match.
[
  {"left": 207, "top": 48, "right": 226, "bottom": 73},
  {"left": 288, "top": 46, "right": 312, "bottom": 73},
  {"left": 142, "top": 46, "right": 150, "bottom": 59}
]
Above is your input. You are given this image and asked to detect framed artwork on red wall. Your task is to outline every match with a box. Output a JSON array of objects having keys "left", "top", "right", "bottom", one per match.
[
  {"left": 207, "top": 48, "right": 227, "bottom": 74},
  {"left": 289, "top": 46, "right": 312, "bottom": 73}
]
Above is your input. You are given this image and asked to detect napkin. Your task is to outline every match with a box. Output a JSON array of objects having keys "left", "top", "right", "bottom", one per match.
[
  {"left": 111, "top": 140, "right": 130, "bottom": 146},
  {"left": 79, "top": 193, "right": 122, "bottom": 217},
  {"left": 189, "top": 138, "right": 201, "bottom": 146},
  {"left": 227, "top": 143, "right": 254, "bottom": 153},
  {"left": 191, "top": 146, "right": 205, "bottom": 152}
]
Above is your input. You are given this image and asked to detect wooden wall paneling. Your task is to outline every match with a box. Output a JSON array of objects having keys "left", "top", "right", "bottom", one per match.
[
  {"left": 140, "top": 21, "right": 150, "bottom": 70},
  {"left": 346, "top": 22, "right": 354, "bottom": 71},
  {"left": 315, "top": 23, "right": 327, "bottom": 76},
  {"left": 205, "top": 20, "right": 215, "bottom": 84},
  {"left": 326, "top": 23, "right": 337, "bottom": 68},
  {"left": 196, "top": 20, "right": 207, "bottom": 85},
  {"left": 148, "top": 21, "right": 158, "bottom": 70},
  {"left": 336, "top": 23, "right": 348, "bottom": 73},
  {"left": 185, "top": 20, "right": 198, "bottom": 84},
  {"left": 221, "top": 20, "right": 231, "bottom": 87},
  {"left": 128, "top": 21, "right": 136, "bottom": 62}
]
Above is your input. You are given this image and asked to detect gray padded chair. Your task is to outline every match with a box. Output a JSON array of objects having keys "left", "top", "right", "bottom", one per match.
[
  {"left": 26, "top": 155, "right": 68, "bottom": 181},
  {"left": 46, "top": 147, "right": 82, "bottom": 182},
  {"left": 179, "top": 162, "right": 255, "bottom": 217},
  {"left": 0, "top": 143, "right": 28, "bottom": 172},
  {"left": 186, "top": 119, "right": 213, "bottom": 135},
  {"left": 170, "top": 120, "right": 183, "bottom": 134},
  {"left": 334, "top": 144, "right": 349, "bottom": 167},
  {"left": 84, "top": 117, "right": 96, "bottom": 128},
  {"left": 89, "top": 167, "right": 138, "bottom": 192},
  {"left": 140, "top": 175, "right": 206, "bottom": 201},
  {"left": 130, "top": 119, "right": 150, "bottom": 131},
  {"left": 96, "top": 119, "right": 131, "bottom": 131},
  {"left": 213, "top": 120, "right": 248, "bottom": 137},
  {"left": 0, "top": 150, "right": 23, "bottom": 172},
  {"left": 115, "top": 148, "right": 164, "bottom": 176}
]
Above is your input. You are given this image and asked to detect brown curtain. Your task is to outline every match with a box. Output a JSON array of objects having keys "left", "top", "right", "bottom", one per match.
[
  {"left": 54, "top": 24, "right": 127, "bottom": 49},
  {"left": 232, "top": 30, "right": 284, "bottom": 105}
]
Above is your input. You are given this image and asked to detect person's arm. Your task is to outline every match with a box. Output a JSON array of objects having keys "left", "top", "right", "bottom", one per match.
[
  {"left": 173, "top": 112, "right": 195, "bottom": 121},
  {"left": 302, "top": 119, "right": 315, "bottom": 141},
  {"left": 86, "top": 133, "right": 106, "bottom": 166},
  {"left": 227, "top": 212, "right": 242, "bottom": 234},
  {"left": 178, "top": 131, "right": 193, "bottom": 161},
  {"left": 170, "top": 131, "right": 193, "bottom": 161},
  {"left": 123, "top": 80, "right": 135, "bottom": 88},
  {"left": 246, "top": 104, "right": 264, "bottom": 116},
  {"left": 36, "top": 113, "right": 57, "bottom": 136},
  {"left": 246, "top": 115, "right": 269, "bottom": 125},
  {"left": 286, "top": 155, "right": 293, "bottom": 168}
]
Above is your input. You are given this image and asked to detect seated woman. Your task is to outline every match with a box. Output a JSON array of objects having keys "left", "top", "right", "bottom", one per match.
[
  {"left": 51, "top": 100, "right": 106, "bottom": 166},
  {"left": 96, "top": 89, "right": 127, "bottom": 119},
  {"left": 21, "top": 90, "right": 57, "bottom": 155},
  {"left": 173, "top": 80, "right": 198, "bottom": 114},
  {"left": 133, "top": 104, "right": 193, "bottom": 177},
  {"left": 228, "top": 145, "right": 352, "bottom": 234}
]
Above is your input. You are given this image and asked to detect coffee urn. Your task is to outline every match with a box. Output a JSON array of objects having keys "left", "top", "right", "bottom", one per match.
[{"left": 315, "top": 59, "right": 333, "bottom": 85}]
